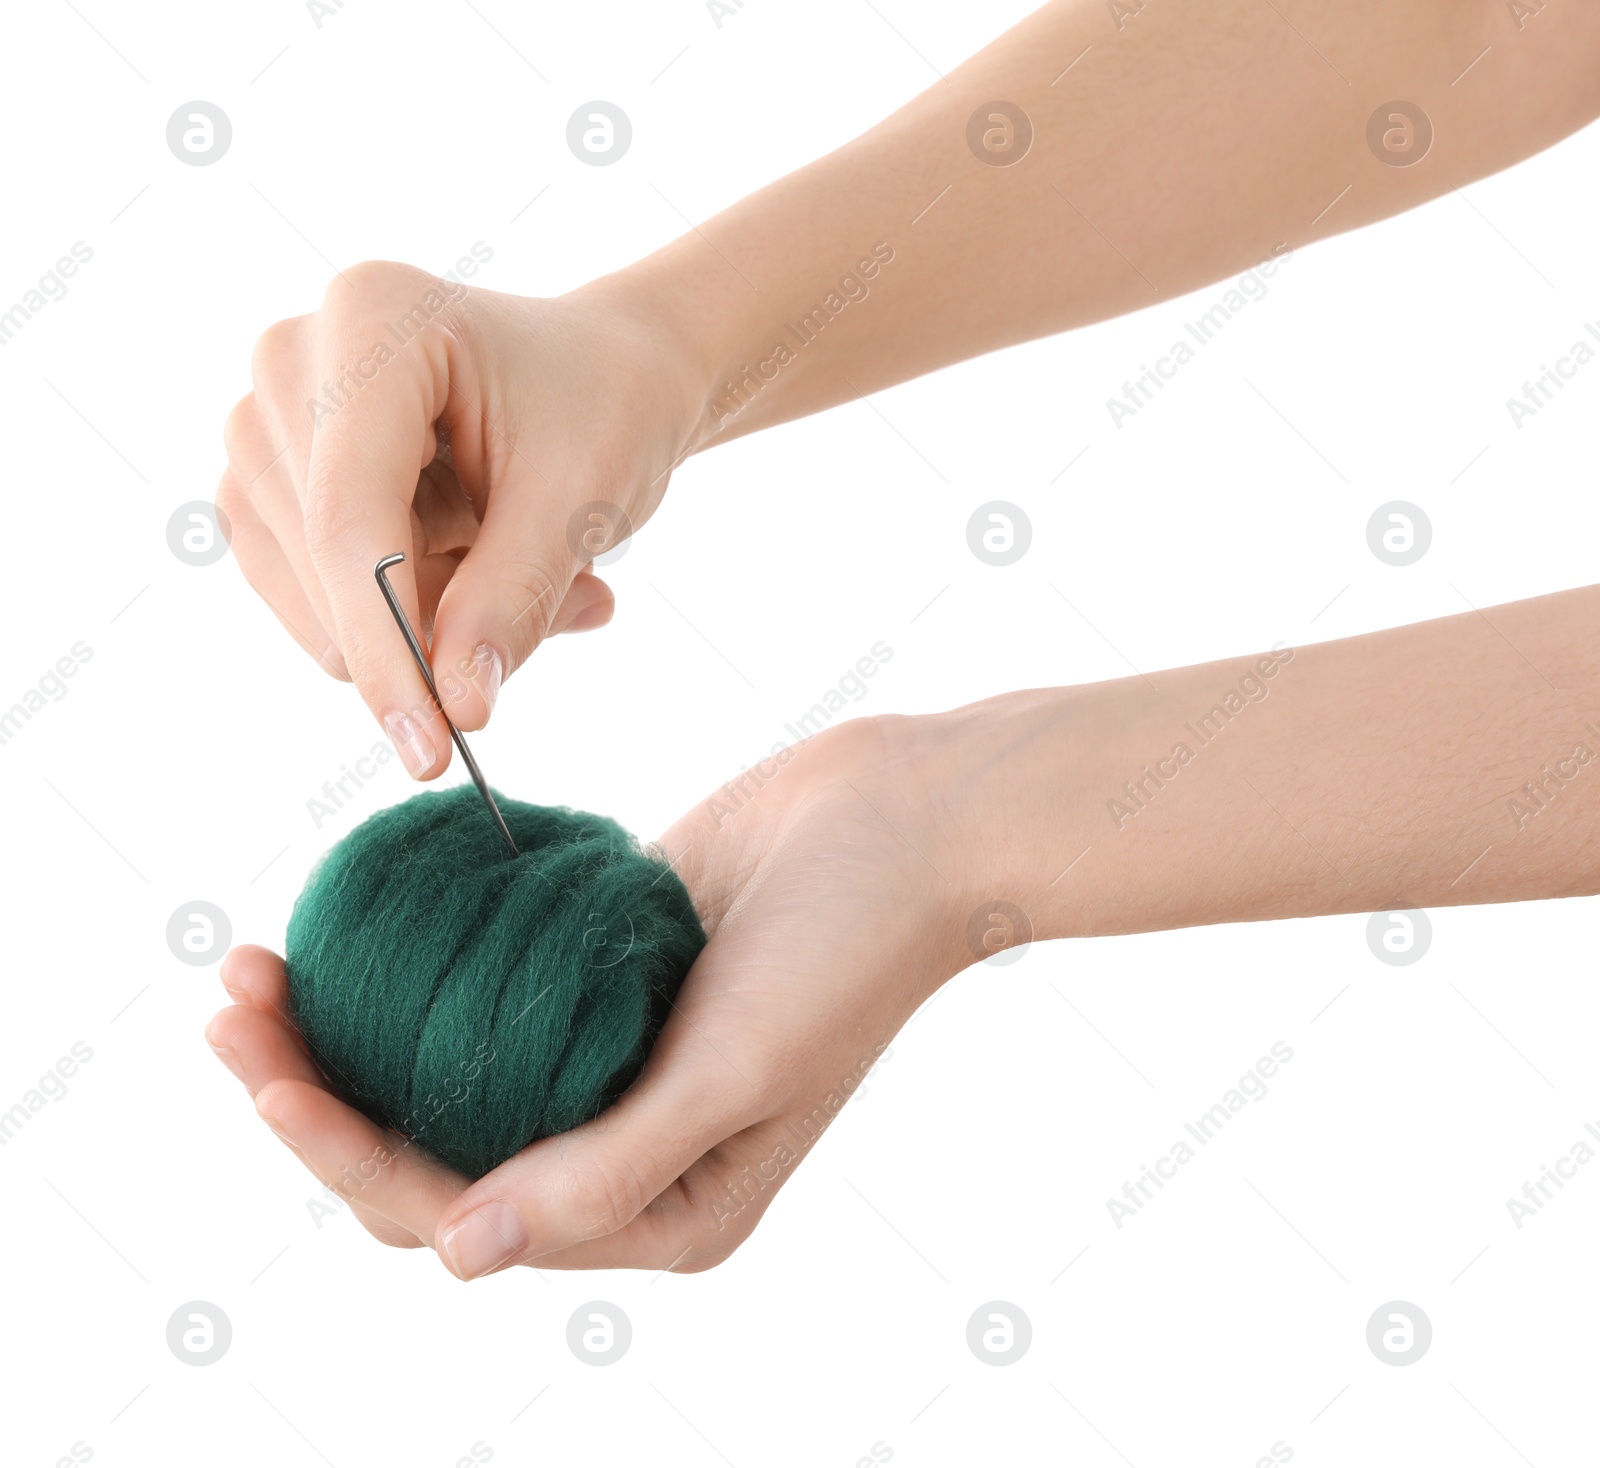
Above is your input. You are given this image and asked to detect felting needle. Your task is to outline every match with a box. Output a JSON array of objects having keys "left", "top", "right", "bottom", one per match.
[{"left": 374, "top": 552, "right": 520, "bottom": 859}]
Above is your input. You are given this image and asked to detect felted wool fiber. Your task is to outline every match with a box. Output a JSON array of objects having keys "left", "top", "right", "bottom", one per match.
[{"left": 284, "top": 784, "right": 705, "bottom": 1179}]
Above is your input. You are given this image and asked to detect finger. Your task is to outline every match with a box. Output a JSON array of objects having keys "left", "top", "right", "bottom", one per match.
[
  {"left": 349, "top": 1201, "right": 427, "bottom": 1249},
  {"left": 215, "top": 949, "right": 430, "bottom": 1256},
  {"left": 251, "top": 1095, "right": 424, "bottom": 1249},
  {"left": 432, "top": 1004, "right": 765, "bottom": 1280},
  {"left": 426, "top": 479, "right": 588, "bottom": 733},
  {"left": 255, "top": 1078, "right": 468, "bottom": 1244},
  {"left": 219, "top": 945, "right": 295, "bottom": 1025},
  {"left": 220, "top": 392, "right": 349, "bottom": 678},
  {"left": 516, "top": 1120, "right": 796, "bottom": 1273},
  {"left": 212, "top": 950, "right": 432, "bottom": 1252},
  {"left": 298, "top": 279, "right": 456, "bottom": 779},
  {"left": 204, "top": 1003, "right": 323, "bottom": 1097},
  {"left": 550, "top": 571, "right": 615, "bottom": 637},
  {"left": 427, "top": 567, "right": 616, "bottom": 728},
  {"left": 216, "top": 461, "right": 349, "bottom": 680}
]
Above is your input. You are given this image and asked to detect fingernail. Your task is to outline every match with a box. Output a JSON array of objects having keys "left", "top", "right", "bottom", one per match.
[
  {"left": 384, "top": 710, "right": 435, "bottom": 778},
  {"left": 441, "top": 1201, "right": 526, "bottom": 1280},
  {"left": 473, "top": 644, "right": 503, "bottom": 716},
  {"left": 207, "top": 1040, "right": 244, "bottom": 1083}
]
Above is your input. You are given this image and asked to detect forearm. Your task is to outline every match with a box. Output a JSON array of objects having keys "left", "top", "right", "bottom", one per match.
[
  {"left": 934, "top": 584, "right": 1600, "bottom": 948},
  {"left": 595, "top": 0, "right": 1599, "bottom": 449}
]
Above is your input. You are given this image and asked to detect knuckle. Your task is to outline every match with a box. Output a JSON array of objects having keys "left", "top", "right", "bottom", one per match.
[
  {"left": 678, "top": 1198, "right": 758, "bottom": 1271},
  {"left": 573, "top": 442, "right": 642, "bottom": 503},
  {"left": 325, "top": 618, "right": 386, "bottom": 690},
  {"left": 213, "top": 467, "right": 244, "bottom": 524},
  {"left": 249, "top": 316, "right": 305, "bottom": 387},
  {"left": 673, "top": 1235, "right": 740, "bottom": 1273},
  {"left": 786, "top": 713, "right": 921, "bottom": 806},
  {"left": 497, "top": 559, "right": 567, "bottom": 654},
  {"left": 299, "top": 477, "right": 363, "bottom": 557},
  {"left": 572, "top": 1154, "right": 650, "bottom": 1240},
  {"left": 222, "top": 393, "right": 262, "bottom": 463},
  {"left": 328, "top": 258, "right": 431, "bottom": 309},
  {"left": 674, "top": 1154, "right": 778, "bottom": 1273},
  {"left": 806, "top": 712, "right": 892, "bottom": 766}
]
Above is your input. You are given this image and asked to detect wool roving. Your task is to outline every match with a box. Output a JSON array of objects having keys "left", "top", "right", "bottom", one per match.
[{"left": 284, "top": 784, "right": 705, "bottom": 1179}]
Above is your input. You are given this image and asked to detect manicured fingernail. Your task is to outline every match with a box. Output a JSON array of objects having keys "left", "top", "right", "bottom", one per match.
[
  {"left": 384, "top": 710, "right": 435, "bottom": 777},
  {"left": 473, "top": 644, "right": 503, "bottom": 716},
  {"left": 207, "top": 1040, "right": 244, "bottom": 1083},
  {"left": 441, "top": 1201, "right": 526, "bottom": 1280}
]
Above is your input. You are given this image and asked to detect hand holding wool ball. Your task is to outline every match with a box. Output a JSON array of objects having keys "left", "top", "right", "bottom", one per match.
[{"left": 208, "top": 719, "right": 959, "bottom": 1278}]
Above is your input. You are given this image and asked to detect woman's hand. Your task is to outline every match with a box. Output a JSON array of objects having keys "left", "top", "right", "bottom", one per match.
[
  {"left": 204, "top": 581, "right": 1600, "bottom": 1273},
  {"left": 204, "top": 714, "right": 979, "bottom": 1275},
  {"left": 217, "top": 265, "right": 711, "bottom": 774}
]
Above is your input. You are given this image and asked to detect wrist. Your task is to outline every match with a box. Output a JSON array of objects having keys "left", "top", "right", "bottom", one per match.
[
  {"left": 579, "top": 243, "right": 764, "bottom": 463},
  {"left": 842, "top": 696, "right": 1108, "bottom": 980},
  {"left": 918, "top": 653, "right": 1300, "bottom": 954},
  {"left": 910, "top": 688, "right": 1119, "bottom": 961},
  {"left": 589, "top": 210, "right": 909, "bottom": 456},
  {"left": 549, "top": 270, "right": 715, "bottom": 477}
]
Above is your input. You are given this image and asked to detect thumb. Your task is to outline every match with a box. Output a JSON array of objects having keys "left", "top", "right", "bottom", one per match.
[
  {"left": 431, "top": 996, "right": 759, "bottom": 1279},
  {"left": 429, "top": 490, "right": 622, "bottom": 730}
]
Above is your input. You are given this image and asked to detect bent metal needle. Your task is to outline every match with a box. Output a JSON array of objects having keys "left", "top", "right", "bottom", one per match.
[{"left": 373, "top": 552, "right": 520, "bottom": 859}]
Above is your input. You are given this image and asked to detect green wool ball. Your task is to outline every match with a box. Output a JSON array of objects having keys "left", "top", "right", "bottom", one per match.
[{"left": 284, "top": 785, "right": 705, "bottom": 1179}]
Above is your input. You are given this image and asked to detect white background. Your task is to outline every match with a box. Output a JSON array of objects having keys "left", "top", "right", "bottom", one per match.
[{"left": 2, "top": 1, "right": 1598, "bottom": 1464}]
